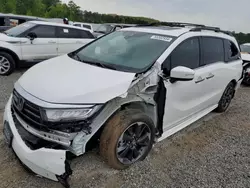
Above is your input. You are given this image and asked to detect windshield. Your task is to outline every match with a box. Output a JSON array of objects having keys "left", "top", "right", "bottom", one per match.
[
  {"left": 240, "top": 44, "right": 250, "bottom": 53},
  {"left": 4, "top": 22, "right": 35, "bottom": 37},
  {"left": 95, "top": 25, "right": 113, "bottom": 33},
  {"left": 72, "top": 31, "right": 175, "bottom": 73}
]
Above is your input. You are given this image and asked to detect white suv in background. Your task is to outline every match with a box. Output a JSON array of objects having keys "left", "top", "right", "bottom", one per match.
[
  {"left": 73, "top": 22, "right": 94, "bottom": 33},
  {"left": 3, "top": 22, "right": 243, "bottom": 187},
  {"left": 0, "top": 21, "right": 95, "bottom": 75}
]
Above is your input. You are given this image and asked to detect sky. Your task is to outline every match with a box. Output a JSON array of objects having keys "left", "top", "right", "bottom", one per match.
[{"left": 62, "top": 0, "right": 250, "bottom": 33}]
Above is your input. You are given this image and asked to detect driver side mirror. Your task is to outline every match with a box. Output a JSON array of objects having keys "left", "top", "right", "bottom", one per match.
[
  {"left": 170, "top": 66, "right": 195, "bottom": 83},
  {"left": 26, "top": 32, "right": 37, "bottom": 40}
]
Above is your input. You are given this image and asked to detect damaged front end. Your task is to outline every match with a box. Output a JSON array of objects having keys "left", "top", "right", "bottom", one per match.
[
  {"left": 3, "top": 95, "right": 74, "bottom": 187},
  {"left": 3, "top": 63, "right": 164, "bottom": 188},
  {"left": 71, "top": 62, "right": 164, "bottom": 156}
]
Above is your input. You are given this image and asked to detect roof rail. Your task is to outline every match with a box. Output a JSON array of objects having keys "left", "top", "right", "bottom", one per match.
[
  {"left": 136, "top": 21, "right": 205, "bottom": 28},
  {"left": 136, "top": 21, "right": 233, "bottom": 36},
  {"left": 190, "top": 26, "right": 233, "bottom": 36}
]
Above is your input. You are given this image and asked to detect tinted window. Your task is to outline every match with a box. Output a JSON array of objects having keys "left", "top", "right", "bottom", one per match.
[
  {"left": 80, "top": 30, "right": 95, "bottom": 39},
  {"left": 224, "top": 40, "right": 240, "bottom": 61},
  {"left": 57, "top": 27, "right": 82, "bottom": 38},
  {"left": 30, "top": 25, "right": 56, "bottom": 38},
  {"left": 202, "top": 37, "right": 224, "bottom": 65},
  {"left": 0, "top": 17, "right": 5, "bottom": 26},
  {"left": 170, "top": 37, "right": 200, "bottom": 69}
]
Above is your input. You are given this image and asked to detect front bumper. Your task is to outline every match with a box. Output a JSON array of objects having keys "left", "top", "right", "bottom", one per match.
[{"left": 3, "top": 97, "right": 70, "bottom": 182}]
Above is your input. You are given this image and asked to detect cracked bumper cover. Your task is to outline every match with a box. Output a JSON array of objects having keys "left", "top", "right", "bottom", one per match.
[{"left": 3, "top": 97, "right": 69, "bottom": 181}]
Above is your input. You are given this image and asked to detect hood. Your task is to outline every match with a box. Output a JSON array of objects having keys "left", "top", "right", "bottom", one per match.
[
  {"left": 18, "top": 55, "right": 136, "bottom": 104},
  {"left": 241, "top": 53, "right": 250, "bottom": 62},
  {"left": 0, "top": 33, "right": 10, "bottom": 41},
  {"left": 0, "top": 33, "right": 20, "bottom": 42}
]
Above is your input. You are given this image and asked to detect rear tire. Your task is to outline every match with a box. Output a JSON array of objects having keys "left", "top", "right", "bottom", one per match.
[
  {"left": 215, "top": 82, "right": 235, "bottom": 113},
  {"left": 0, "top": 51, "right": 15, "bottom": 76},
  {"left": 100, "top": 109, "right": 155, "bottom": 170}
]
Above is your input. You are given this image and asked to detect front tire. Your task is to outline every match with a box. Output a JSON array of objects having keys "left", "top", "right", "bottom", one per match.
[
  {"left": 0, "top": 52, "right": 15, "bottom": 76},
  {"left": 100, "top": 109, "right": 155, "bottom": 170},
  {"left": 215, "top": 82, "right": 235, "bottom": 113}
]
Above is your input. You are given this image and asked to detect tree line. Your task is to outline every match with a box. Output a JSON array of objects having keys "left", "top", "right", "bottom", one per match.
[
  {"left": 0, "top": 0, "right": 157, "bottom": 24},
  {"left": 0, "top": 0, "right": 249, "bottom": 43}
]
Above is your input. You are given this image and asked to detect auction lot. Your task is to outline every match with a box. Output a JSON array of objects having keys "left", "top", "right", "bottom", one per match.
[{"left": 0, "top": 70, "right": 250, "bottom": 188}]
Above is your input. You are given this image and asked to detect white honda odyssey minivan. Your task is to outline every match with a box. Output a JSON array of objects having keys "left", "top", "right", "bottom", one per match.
[{"left": 3, "top": 22, "right": 243, "bottom": 187}]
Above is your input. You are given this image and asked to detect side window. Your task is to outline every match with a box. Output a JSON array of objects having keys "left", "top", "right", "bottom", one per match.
[
  {"left": 57, "top": 27, "right": 82, "bottom": 38},
  {"left": 80, "top": 30, "right": 95, "bottom": 39},
  {"left": 171, "top": 38, "right": 200, "bottom": 68},
  {"left": 30, "top": 25, "right": 56, "bottom": 38},
  {"left": 162, "top": 37, "right": 200, "bottom": 76},
  {"left": 18, "top": 19, "right": 26, "bottom": 25},
  {"left": 202, "top": 37, "right": 224, "bottom": 65},
  {"left": 0, "top": 17, "right": 5, "bottom": 26},
  {"left": 224, "top": 40, "right": 240, "bottom": 62}
]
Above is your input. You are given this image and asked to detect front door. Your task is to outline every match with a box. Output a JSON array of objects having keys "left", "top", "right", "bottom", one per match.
[
  {"left": 21, "top": 25, "right": 57, "bottom": 61},
  {"left": 162, "top": 37, "right": 212, "bottom": 131}
]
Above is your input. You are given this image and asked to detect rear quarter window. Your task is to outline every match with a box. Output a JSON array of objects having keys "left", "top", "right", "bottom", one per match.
[{"left": 224, "top": 39, "right": 240, "bottom": 62}]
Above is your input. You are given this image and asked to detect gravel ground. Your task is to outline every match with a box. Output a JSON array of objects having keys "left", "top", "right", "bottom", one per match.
[
  {"left": 0, "top": 70, "right": 25, "bottom": 110},
  {"left": 0, "top": 71, "right": 250, "bottom": 188}
]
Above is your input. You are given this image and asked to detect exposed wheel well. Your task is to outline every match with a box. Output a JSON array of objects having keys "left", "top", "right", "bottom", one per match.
[
  {"left": 230, "top": 79, "right": 237, "bottom": 99},
  {"left": 0, "top": 48, "right": 20, "bottom": 67},
  {"left": 231, "top": 79, "right": 237, "bottom": 87},
  {"left": 85, "top": 101, "right": 155, "bottom": 152}
]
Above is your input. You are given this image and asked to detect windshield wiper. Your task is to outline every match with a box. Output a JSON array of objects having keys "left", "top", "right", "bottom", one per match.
[
  {"left": 81, "top": 59, "right": 117, "bottom": 70},
  {"left": 70, "top": 53, "right": 117, "bottom": 70},
  {"left": 94, "top": 62, "right": 117, "bottom": 70}
]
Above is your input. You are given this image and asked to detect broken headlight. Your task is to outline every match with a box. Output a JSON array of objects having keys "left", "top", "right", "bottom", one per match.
[{"left": 44, "top": 105, "right": 102, "bottom": 122}]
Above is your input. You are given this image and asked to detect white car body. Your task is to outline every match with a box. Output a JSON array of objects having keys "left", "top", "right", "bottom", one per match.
[
  {"left": 3, "top": 25, "right": 243, "bottom": 185},
  {"left": 73, "top": 22, "right": 94, "bottom": 33},
  {"left": 0, "top": 21, "right": 95, "bottom": 75}
]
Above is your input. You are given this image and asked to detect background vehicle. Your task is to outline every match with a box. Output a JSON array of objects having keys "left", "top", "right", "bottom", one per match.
[
  {"left": 46, "top": 18, "right": 74, "bottom": 25},
  {"left": 0, "top": 21, "right": 95, "bottom": 75},
  {"left": 73, "top": 22, "right": 94, "bottom": 33},
  {"left": 3, "top": 22, "right": 243, "bottom": 187},
  {"left": 240, "top": 43, "right": 250, "bottom": 85},
  {"left": 0, "top": 13, "right": 46, "bottom": 32},
  {"left": 93, "top": 23, "right": 135, "bottom": 38}
]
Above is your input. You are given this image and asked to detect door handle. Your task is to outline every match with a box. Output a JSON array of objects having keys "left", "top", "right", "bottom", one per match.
[
  {"left": 76, "top": 41, "right": 82, "bottom": 44},
  {"left": 206, "top": 73, "right": 215, "bottom": 79},
  {"left": 195, "top": 76, "right": 205, "bottom": 83},
  {"left": 48, "top": 41, "right": 56, "bottom": 44}
]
